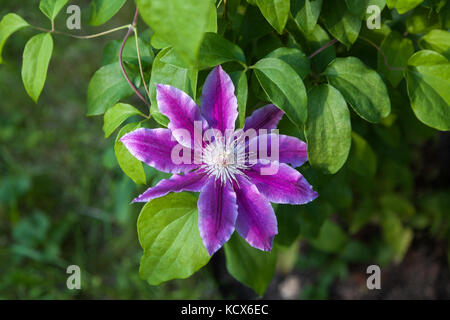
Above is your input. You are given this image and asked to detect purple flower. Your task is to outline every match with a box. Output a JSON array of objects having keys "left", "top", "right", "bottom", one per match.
[{"left": 121, "top": 66, "right": 318, "bottom": 255}]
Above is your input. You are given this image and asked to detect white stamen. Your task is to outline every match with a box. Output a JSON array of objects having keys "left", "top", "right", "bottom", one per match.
[{"left": 200, "top": 131, "right": 252, "bottom": 185}]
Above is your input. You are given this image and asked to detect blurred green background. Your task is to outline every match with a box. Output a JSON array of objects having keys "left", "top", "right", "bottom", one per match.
[
  {"left": 0, "top": 1, "right": 449, "bottom": 299},
  {"left": 0, "top": 0, "right": 218, "bottom": 299}
]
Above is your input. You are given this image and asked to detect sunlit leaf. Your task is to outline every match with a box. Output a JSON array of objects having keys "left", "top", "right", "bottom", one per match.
[
  {"left": 21, "top": 33, "right": 53, "bottom": 103},
  {"left": 0, "top": 13, "right": 29, "bottom": 64},
  {"left": 138, "top": 193, "right": 210, "bottom": 285},
  {"left": 255, "top": 0, "right": 290, "bottom": 34},
  {"left": 136, "top": 0, "right": 214, "bottom": 65},
  {"left": 89, "top": 0, "right": 127, "bottom": 26},
  {"left": 386, "top": 0, "right": 424, "bottom": 14},
  {"left": 419, "top": 29, "right": 450, "bottom": 60},
  {"left": 291, "top": 0, "right": 323, "bottom": 35},
  {"left": 103, "top": 103, "right": 145, "bottom": 138},
  {"left": 39, "top": 0, "right": 69, "bottom": 21},
  {"left": 405, "top": 50, "right": 450, "bottom": 131},
  {"left": 114, "top": 122, "right": 146, "bottom": 185}
]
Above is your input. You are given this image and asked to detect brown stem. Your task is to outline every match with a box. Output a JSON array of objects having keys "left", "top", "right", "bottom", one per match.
[
  {"left": 308, "top": 39, "right": 338, "bottom": 59},
  {"left": 119, "top": 9, "right": 150, "bottom": 106},
  {"left": 359, "top": 36, "right": 406, "bottom": 72}
]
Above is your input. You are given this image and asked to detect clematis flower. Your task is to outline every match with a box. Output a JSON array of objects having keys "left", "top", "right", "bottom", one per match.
[{"left": 121, "top": 65, "right": 318, "bottom": 255}]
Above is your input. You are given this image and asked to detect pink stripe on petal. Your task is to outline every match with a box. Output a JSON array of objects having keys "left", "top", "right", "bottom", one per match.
[
  {"left": 132, "top": 172, "right": 207, "bottom": 202},
  {"left": 120, "top": 128, "right": 197, "bottom": 174},
  {"left": 245, "top": 162, "right": 318, "bottom": 205},
  {"left": 243, "top": 104, "right": 284, "bottom": 133},
  {"left": 198, "top": 177, "right": 238, "bottom": 256},
  {"left": 234, "top": 175, "right": 278, "bottom": 252},
  {"left": 200, "top": 66, "right": 238, "bottom": 134},
  {"left": 249, "top": 133, "right": 308, "bottom": 168},
  {"left": 156, "top": 84, "right": 208, "bottom": 148}
]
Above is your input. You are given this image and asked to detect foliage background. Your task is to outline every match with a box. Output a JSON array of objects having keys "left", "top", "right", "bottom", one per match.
[{"left": 0, "top": 0, "right": 449, "bottom": 299}]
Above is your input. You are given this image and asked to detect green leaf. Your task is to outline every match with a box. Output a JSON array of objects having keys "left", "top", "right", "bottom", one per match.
[
  {"left": 298, "top": 201, "right": 333, "bottom": 238},
  {"left": 0, "top": 13, "right": 29, "bottom": 64},
  {"left": 150, "top": 33, "right": 170, "bottom": 50},
  {"left": 101, "top": 37, "right": 154, "bottom": 68},
  {"left": 377, "top": 31, "right": 414, "bottom": 87},
  {"left": 304, "top": 84, "right": 351, "bottom": 174},
  {"left": 406, "top": 6, "right": 440, "bottom": 34},
  {"left": 309, "top": 220, "right": 349, "bottom": 253},
  {"left": 89, "top": 0, "right": 127, "bottom": 26},
  {"left": 321, "top": 1, "right": 362, "bottom": 48},
  {"left": 348, "top": 132, "right": 377, "bottom": 177},
  {"left": 345, "top": 0, "right": 369, "bottom": 16},
  {"left": 253, "top": 57, "right": 307, "bottom": 126},
  {"left": 275, "top": 204, "right": 302, "bottom": 247},
  {"left": 419, "top": 29, "right": 450, "bottom": 60},
  {"left": 103, "top": 103, "right": 145, "bottom": 138},
  {"left": 138, "top": 192, "right": 210, "bottom": 285},
  {"left": 381, "top": 210, "right": 413, "bottom": 262},
  {"left": 266, "top": 47, "right": 310, "bottom": 79},
  {"left": 87, "top": 63, "right": 135, "bottom": 116},
  {"left": 365, "top": 0, "right": 387, "bottom": 19},
  {"left": 224, "top": 233, "right": 276, "bottom": 296},
  {"left": 114, "top": 122, "right": 146, "bottom": 185},
  {"left": 386, "top": 0, "right": 424, "bottom": 14},
  {"left": 324, "top": 57, "right": 391, "bottom": 123},
  {"left": 292, "top": 0, "right": 323, "bottom": 35},
  {"left": 304, "top": 24, "right": 336, "bottom": 72},
  {"left": 197, "top": 32, "right": 246, "bottom": 69},
  {"left": 21, "top": 33, "right": 53, "bottom": 103},
  {"left": 149, "top": 48, "right": 198, "bottom": 127},
  {"left": 136, "top": 0, "right": 214, "bottom": 65},
  {"left": 39, "top": 0, "right": 69, "bottom": 21},
  {"left": 255, "top": 0, "right": 290, "bottom": 34},
  {"left": 160, "top": 32, "right": 246, "bottom": 70},
  {"left": 230, "top": 71, "right": 248, "bottom": 128},
  {"left": 405, "top": 50, "right": 450, "bottom": 131}
]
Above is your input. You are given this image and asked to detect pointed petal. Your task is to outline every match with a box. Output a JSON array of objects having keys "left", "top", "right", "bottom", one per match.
[
  {"left": 156, "top": 84, "right": 208, "bottom": 148},
  {"left": 200, "top": 65, "right": 238, "bottom": 133},
  {"left": 245, "top": 162, "right": 318, "bottom": 205},
  {"left": 198, "top": 177, "right": 238, "bottom": 255},
  {"left": 234, "top": 175, "right": 278, "bottom": 251},
  {"left": 120, "top": 128, "right": 197, "bottom": 173},
  {"left": 243, "top": 104, "right": 284, "bottom": 133},
  {"left": 248, "top": 133, "right": 308, "bottom": 167},
  {"left": 133, "top": 172, "right": 206, "bottom": 202}
]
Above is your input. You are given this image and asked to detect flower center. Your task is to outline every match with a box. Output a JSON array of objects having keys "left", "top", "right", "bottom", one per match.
[{"left": 200, "top": 132, "right": 249, "bottom": 185}]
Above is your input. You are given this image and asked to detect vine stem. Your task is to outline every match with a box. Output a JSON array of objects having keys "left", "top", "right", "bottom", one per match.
[
  {"left": 119, "top": 9, "right": 150, "bottom": 107},
  {"left": 358, "top": 36, "right": 406, "bottom": 71},
  {"left": 30, "top": 24, "right": 132, "bottom": 39},
  {"left": 133, "top": 27, "right": 150, "bottom": 99},
  {"left": 308, "top": 39, "right": 338, "bottom": 59}
]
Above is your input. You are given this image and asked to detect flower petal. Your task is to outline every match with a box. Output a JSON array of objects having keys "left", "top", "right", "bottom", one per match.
[
  {"left": 132, "top": 172, "right": 206, "bottom": 202},
  {"left": 156, "top": 84, "right": 208, "bottom": 148},
  {"left": 234, "top": 175, "right": 278, "bottom": 251},
  {"left": 198, "top": 177, "right": 238, "bottom": 255},
  {"left": 243, "top": 104, "right": 284, "bottom": 133},
  {"left": 245, "top": 162, "right": 318, "bottom": 205},
  {"left": 248, "top": 133, "right": 308, "bottom": 167},
  {"left": 200, "top": 65, "right": 238, "bottom": 134},
  {"left": 120, "top": 128, "right": 197, "bottom": 173}
]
